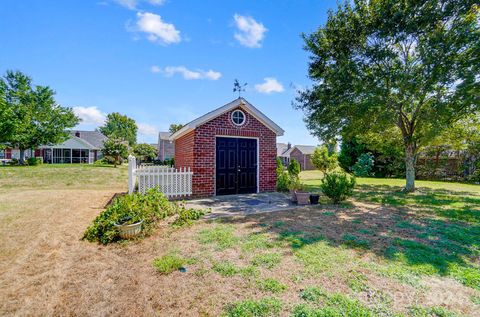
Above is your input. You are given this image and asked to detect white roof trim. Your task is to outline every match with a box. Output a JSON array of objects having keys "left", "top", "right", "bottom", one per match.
[{"left": 169, "top": 97, "right": 284, "bottom": 141}]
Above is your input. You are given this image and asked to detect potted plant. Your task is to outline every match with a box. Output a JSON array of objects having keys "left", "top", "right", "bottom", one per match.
[
  {"left": 114, "top": 215, "right": 144, "bottom": 239},
  {"left": 288, "top": 176, "right": 301, "bottom": 202},
  {"left": 288, "top": 177, "right": 310, "bottom": 205}
]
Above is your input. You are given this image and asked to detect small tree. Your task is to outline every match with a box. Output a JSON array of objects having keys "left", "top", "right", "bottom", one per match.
[
  {"left": 102, "top": 138, "right": 129, "bottom": 167},
  {"left": 169, "top": 123, "right": 184, "bottom": 134},
  {"left": 311, "top": 145, "right": 338, "bottom": 178},
  {"left": 288, "top": 158, "right": 301, "bottom": 179},
  {"left": 276, "top": 157, "right": 289, "bottom": 192},
  {"left": 133, "top": 143, "right": 157, "bottom": 162},
  {"left": 99, "top": 113, "right": 137, "bottom": 146},
  {"left": 352, "top": 153, "right": 375, "bottom": 177}
]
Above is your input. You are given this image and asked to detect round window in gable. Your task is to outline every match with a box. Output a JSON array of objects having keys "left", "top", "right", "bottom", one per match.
[{"left": 231, "top": 109, "right": 246, "bottom": 126}]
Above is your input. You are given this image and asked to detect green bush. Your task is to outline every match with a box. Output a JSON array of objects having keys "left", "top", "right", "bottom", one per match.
[
  {"left": 288, "top": 158, "right": 301, "bottom": 178},
  {"left": 26, "top": 157, "right": 42, "bottom": 166},
  {"left": 83, "top": 189, "right": 177, "bottom": 244},
  {"left": 352, "top": 152, "right": 374, "bottom": 177},
  {"left": 276, "top": 157, "right": 290, "bottom": 192},
  {"left": 320, "top": 172, "right": 356, "bottom": 204},
  {"left": 8, "top": 158, "right": 19, "bottom": 166}
]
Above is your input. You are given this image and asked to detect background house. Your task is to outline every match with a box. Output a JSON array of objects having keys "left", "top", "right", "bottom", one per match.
[
  {"left": 289, "top": 145, "right": 317, "bottom": 170},
  {"left": 157, "top": 132, "right": 175, "bottom": 161},
  {"left": 170, "top": 97, "right": 284, "bottom": 197},
  {"left": 0, "top": 130, "right": 106, "bottom": 164},
  {"left": 277, "top": 142, "right": 292, "bottom": 166}
]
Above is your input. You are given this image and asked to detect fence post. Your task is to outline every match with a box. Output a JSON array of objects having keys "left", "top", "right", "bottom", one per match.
[{"left": 128, "top": 155, "right": 136, "bottom": 194}]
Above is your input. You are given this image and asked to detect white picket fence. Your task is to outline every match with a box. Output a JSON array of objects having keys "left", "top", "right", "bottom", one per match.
[{"left": 128, "top": 155, "right": 193, "bottom": 198}]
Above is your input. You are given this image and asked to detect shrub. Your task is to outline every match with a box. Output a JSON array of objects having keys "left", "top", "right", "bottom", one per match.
[
  {"left": 288, "top": 158, "right": 301, "bottom": 178},
  {"left": 8, "top": 158, "right": 19, "bottom": 166},
  {"left": 26, "top": 157, "right": 42, "bottom": 166},
  {"left": 352, "top": 153, "right": 374, "bottom": 177},
  {"left": 83, "top": 189, "right": 177, "bottom": 244},
  {"left": 153, "top": 253, "right": 186, "bottom": 274},
  {"left": 320, "top": 172, "right": 356, "bottom": 204},
  {"left": 276, "top": 157, "right": 290, "bottom": 192}
]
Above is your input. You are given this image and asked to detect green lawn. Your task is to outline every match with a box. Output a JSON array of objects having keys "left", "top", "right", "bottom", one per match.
[
  {"left": 302, "top": 170, "right": 480, "bottom": 224},
  {"left": 0, "top": 163, "right": 128, "bottom": 190}
]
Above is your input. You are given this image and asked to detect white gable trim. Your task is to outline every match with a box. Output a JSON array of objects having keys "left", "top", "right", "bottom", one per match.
[{"left": 169, "top": 98, "right": 284, "bottom": 141}]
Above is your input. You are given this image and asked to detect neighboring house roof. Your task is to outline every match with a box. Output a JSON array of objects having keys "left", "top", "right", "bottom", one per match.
[
  {"left": 38, "top": 130, "right": 107, "bottom": 150},
  {"left": 277, "top": 143, "right": 288, "bottom": 156},
  {"left": 292, "top": 145, "right": 316, "bottom": 155},
  {"left": 170, "top": 97, "right": 284, "bottom": 141},
  {"left": 70, "top": 131, "right": 107, "bottom": 149},
  {"left": 158, "top": 132, "right": 171, "bottom": 141}
]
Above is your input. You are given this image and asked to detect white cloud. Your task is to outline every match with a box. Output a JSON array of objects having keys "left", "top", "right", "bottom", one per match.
[
  {"left": 150, "top": 65, "right": 161, "bottom": 73},
  {"left": 255, "top": 78, "right": 284, "bottom": 94},
  {"left": 138, "top": 123, "right": 159, "bottom": 136},
  {"left": 233, "top": 14, "right": 267, "bottom": 48},
  {"left": 114, "top": 0, "right": 165, "bottom": 10},
  {"left": 73, "top": 106, "right": 106, "bottom": 125},
  {"left": 155, "top": 65, "right": 222, "bottom": 80},
  {"left": 135, "top": 12, "right": 181, "bottom": 45}
]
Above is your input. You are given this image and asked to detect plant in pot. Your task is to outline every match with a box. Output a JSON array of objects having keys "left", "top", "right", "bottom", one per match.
[
  {"left": 114, "top": 214, "right": 144, "bottom": 239},
  {"left": 289, "top": 177, "right": 310, "bottom": 205}
]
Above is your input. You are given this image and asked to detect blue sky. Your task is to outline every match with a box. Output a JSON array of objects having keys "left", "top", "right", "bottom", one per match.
[{"left": 0, "top": 0, "right": 337, "bottom": 145}]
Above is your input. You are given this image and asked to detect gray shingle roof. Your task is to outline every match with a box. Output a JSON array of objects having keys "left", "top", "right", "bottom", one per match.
[
  {"left": 69, "top": 130, "right": 107, "bottom": 149},
  {"left": 277, "top": 143, "right": 288, "bottom": 156},
  {"left": 294, "top": 145, "right": 317, "bottom": 155},
  {"left": 158, "top": 132, "right": 171, "bottom": 140}
]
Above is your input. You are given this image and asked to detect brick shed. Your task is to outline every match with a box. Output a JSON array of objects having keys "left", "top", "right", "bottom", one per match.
[{"left": 170, "top": 98, "right": 284, "bottom": 197}]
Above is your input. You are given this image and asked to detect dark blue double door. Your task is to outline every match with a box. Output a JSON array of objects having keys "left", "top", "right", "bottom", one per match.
[{"left": 216, "top": 137, "right": 257, "bottom": 195}]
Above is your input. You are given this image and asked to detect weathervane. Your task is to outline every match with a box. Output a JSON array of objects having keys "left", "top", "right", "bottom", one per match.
[{"left": 233, "top": 79, "right": 247, "bottom": 98}]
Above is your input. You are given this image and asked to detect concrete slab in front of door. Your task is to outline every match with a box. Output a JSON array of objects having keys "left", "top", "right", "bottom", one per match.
[{"left": 186, "top": 192, "right": 301, "bottom": 218}]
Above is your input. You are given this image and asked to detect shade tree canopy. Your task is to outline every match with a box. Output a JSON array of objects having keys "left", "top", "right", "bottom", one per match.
[
  {"left": 99, "top": 112, "right": 138, "bottom": 146},
  {"left": 0, "top": 70, "right": 79, "bottom": 163},
  {"left": 295, "top": 0, "right": 480, "bottom": 191}
]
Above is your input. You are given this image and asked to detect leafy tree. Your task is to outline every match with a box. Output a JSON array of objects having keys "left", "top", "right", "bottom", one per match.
[
  {"left": 352, "top": 153, "right": 375, "bottom": 177},
  {"left": 169, "top": 123, "right": 184, "bottom": 134},
  {"left": 338, "top": 137, "right": 366, "bottom": 172},
  {"left": 295, "top": 0, "right": 480, "bottom": 192},
  {"left": 133, "top": 143, "right": 157, "bottom": 162},
  {"left": 99, "top": 112, "right": 137, "bottom": 146},
  {"left": 102, "top": 138, "right": 129, "bottom": 167},
  {"left": 0, "top": 70, "right": 79, "bottom": 163},
  {"left": 287, "top": 158, "right": 301, "bottom": 179},
  {"left": 311, "top": 145, "right": 338, "bottom": 178}
]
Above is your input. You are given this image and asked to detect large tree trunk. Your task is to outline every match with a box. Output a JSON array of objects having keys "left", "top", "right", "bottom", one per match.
[
  {"left": 404, "top": 142, "right": 416, "bottom": 192},
  {"left": 19, "top": 148, "right": 25, "bottom": 165}
]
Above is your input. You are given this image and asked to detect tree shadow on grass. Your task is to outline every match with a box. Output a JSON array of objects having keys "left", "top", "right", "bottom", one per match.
[{"left": 220, "top": 193, "right": 480, "bottom": 289}]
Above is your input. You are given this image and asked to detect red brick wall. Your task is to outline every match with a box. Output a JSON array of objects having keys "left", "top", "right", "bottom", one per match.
[
  {"left": 175, "top": 107, "right": 277, "bottom": 197},
  {"left": 290, "top": 148, "right": 315, "bottom": 170},
  {"left": 174, "top": 130, "right": 195, "bottom": 170}
]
